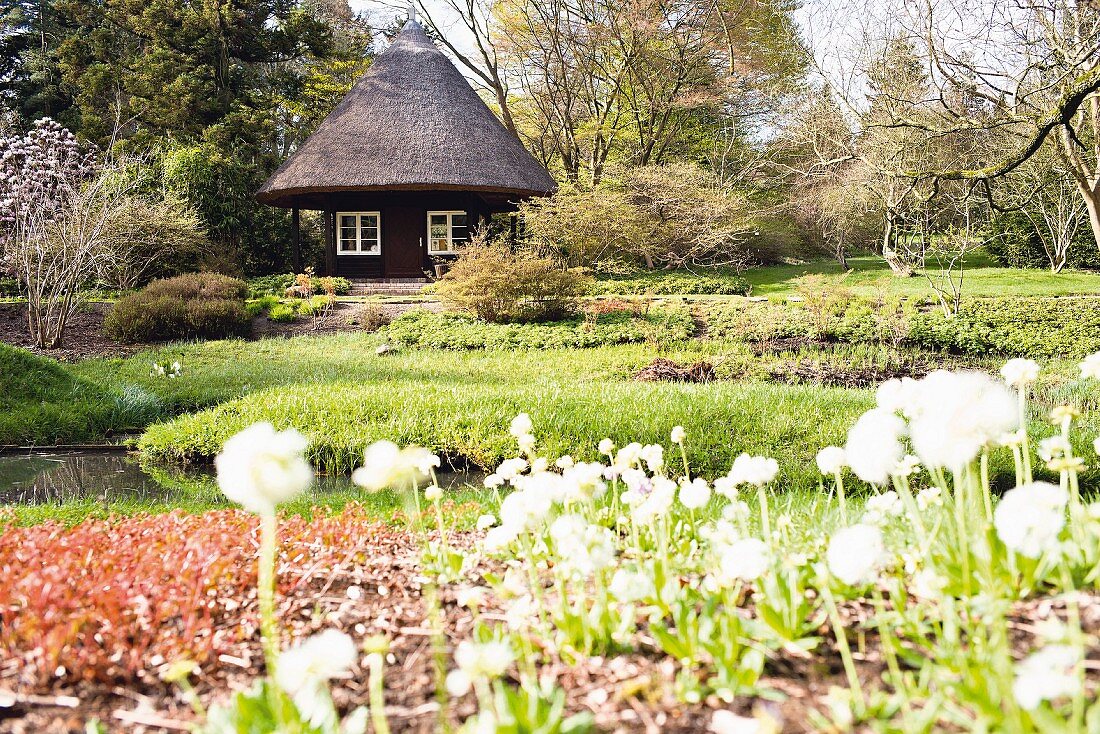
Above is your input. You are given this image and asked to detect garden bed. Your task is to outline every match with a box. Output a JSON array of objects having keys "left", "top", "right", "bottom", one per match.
[
  {"left": 0, "top": 302, "right": 134, "bottom": 361},
  {"left": 2, "top": 507, "right": 1097, "bottom": 732}
]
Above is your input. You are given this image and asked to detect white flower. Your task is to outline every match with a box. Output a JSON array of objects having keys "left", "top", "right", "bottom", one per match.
[
  {"left": 916, "top": 486, "right": 942, "bottom": 511},
  {"left": 495, "top": 457, "right": 528, "bottom": 481},
  {"left": 555, "top": 455, "right": 575, "bottom": 469},
  {"left": 516, "top": 433, "right": 536, "bottom": 453},
  {"left": 1094, "top": 435, "right": 1100, "bottom": 456},
  {"left": 1079, "top": 352, "right": 1100, "bottom": 380},
  {"left": 598, "top": 438, "right": 615, "bottom": 455},
  {"left": 483, "top": 524, "right": 519, "bottom": 552},
  {"left": 671, "top": 425, "right": 686, "bottom": 443},
  {"left": 276, "top": 630, "right": 357, "bottom": 725},
  {"left": 679, "top": 478, "right": 712, "bottom": 509},
  {"left": 640, "top": 444, "right": 664, "bottom": 471},
  {"left": 826, "top": 524, "right": 886, "bottom": 585},
  {"left": 277, "top": 629, "right": 357, "bottom": 692},
  {"left": 455, "top": 586, "right": 488, "bottom": 609},
  {"left": 910, "top": 569, "right": 947, "bottom": 600},
  {"left": 815, "top": 446, "right": 846, "bottom": 475},
  {"left": 1038, "top": 436, "right": 1071, "bottom": 463},
  {"left": 844, "top": 408, "right": 906, "bottom": 485},
  {"left": 509, "top": 413, "right": 533, "bottom": 438},
  {"left": 351, "top": 441, "right": 439, "bottom": 492},
  {"left": 994, "top": 482, "right": 1068, "bottom": 559},
  {"left": 729, "top": 453, "right": 779, "bottom": 487},
  {"left": 609, "top": 567, "right": 656, "bottom": 604},
  {"left": 714, "top": 475, "right": 739, "bottom": 499},
  {"left": 709, "top": 710, "right": 777, "bottom": 734},
  {"left": 1012, "top": 645, "right": 1081, "bottom": 710},
  {"left": 895, "top": 454, "right": 921, "bottom": 476},
  {"left": 614, "top": 442, "right": 643, "bottom": 468},
  {"left": 424, "top": 484, "right": 442, "bottom": 501},
  {"left": 476, "top": 513, "right": 497, "bottom": 531},
  {"left": 907, "top": 371, "right": 1018, "bottom": 471},
  {"left": 861, "top": 491, "right": 902, "bottom": 525},
  {"left": 630, "top": 476, "right": 677, "bottom": 525},
  {"left": 215, "top": 422, "right": 313, "bottom": 514},
  {"left": 483, "top": 474, "right": 504, "bottom": 489},
  {"left": 875, "top": 377, "right": 919, "bottom": 415},
  {"left": 718, "top": 537, "right": 771, "bottom": 582},
  {"left": 454, "top": 640, "right": 513, "bottom": 679},
  {"left": 1001, "top": 358, "right": 1040, "bottom": 388}
]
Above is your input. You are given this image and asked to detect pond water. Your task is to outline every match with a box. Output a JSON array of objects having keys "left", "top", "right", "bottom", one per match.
[{"left": 0, "top": 451, "right": 483, "bottom": 507}]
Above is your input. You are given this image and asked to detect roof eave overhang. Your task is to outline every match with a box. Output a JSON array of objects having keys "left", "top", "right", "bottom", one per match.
[{"left": 256, "top": 182, "right": 557, "bottom": 209}]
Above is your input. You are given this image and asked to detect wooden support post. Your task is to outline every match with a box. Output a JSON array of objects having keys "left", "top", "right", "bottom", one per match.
[
  {"left": 324, "top": 208, "right": 337, "bottom": 276},
  {"left": 509, "top": 213, "right": 518, "bottom": 251},
  {"left": 291, "top": 208, "right": 301, "bottom": 273}
]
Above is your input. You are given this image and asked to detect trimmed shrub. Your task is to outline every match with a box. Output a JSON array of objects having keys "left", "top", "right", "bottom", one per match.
[
  {"left": 105, "top": 273, "right": 250, "bottom": 343},
  {"left": 591, "top": 269, "right": 751, "bottom": 296},
  {"left": 434, "top": 241, "right": 592, "bottom": 323}
]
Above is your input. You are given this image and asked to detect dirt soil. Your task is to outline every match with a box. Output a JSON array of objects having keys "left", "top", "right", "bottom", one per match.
[
  {"left": 0, "top": 300, "right": 442, "bottom": 362},
  {"left": 0, "top": 302, "right": 137, "bottom": 362},
  {"left": 2, "top": 515, "right": 1097, "bottom": 734}
]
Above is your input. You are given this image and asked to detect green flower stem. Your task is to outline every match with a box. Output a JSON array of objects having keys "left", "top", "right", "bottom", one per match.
[
  {"left": 834, "top": 471, "right": 847, "bottom": 524},
  {"left": 366, "top": 652, "right": 392, "bottom": 734},
  {"left": 258, "top": 510, "right": 279, "bottom": 675},
  {"left": 677, "top": 440, "right": 691, "bottom": 482},
  {"left": 1018, "top": 390, "right": 1032, "bottom": 483},
  {"left": 756, "top": 484, "right": 771, "bottom": 539},
  {"left": 818, "top": 575, "right": 865, "bottom": 711}
]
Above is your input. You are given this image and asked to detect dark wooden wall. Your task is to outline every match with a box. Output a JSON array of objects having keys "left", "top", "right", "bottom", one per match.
[{"left": 314, "top": 190, "right": 503, "bottom": 278}]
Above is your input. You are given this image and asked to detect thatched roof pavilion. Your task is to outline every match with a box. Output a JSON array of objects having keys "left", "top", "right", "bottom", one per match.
[{"left": 257, "top": 19, "right": 556, "bottom": 279}]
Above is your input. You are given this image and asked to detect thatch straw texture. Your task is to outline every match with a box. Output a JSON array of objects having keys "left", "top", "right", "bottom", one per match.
[{"left": 257, "top": 21, "right": 556, "bottom": 207}]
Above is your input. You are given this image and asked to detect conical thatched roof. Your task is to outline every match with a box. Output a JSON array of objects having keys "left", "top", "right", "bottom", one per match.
[{"left": 257, "top": 20, "right": 556, "bottom": 207}]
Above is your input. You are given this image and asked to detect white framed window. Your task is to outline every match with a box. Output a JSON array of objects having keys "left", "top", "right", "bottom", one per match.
[
  {"left": 337, "top": 212, "right": 381, "bottom": 255},
  {"left": 427, "top": 211, "right": 469, "bottom": 254}
]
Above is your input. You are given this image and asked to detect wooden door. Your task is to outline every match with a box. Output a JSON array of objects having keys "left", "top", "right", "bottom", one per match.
[{"left": 383, "top": 206, "right": 425, "bottom": 277}]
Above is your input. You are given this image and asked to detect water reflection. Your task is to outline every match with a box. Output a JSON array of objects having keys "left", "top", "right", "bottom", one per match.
[{"left": 0, "top": 451, "right": 482, "bottom": 506}]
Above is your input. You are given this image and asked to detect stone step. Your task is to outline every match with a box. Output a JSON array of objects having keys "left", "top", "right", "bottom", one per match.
[{"left": 346, "top": 278, "right": 431, "bottom": 296}]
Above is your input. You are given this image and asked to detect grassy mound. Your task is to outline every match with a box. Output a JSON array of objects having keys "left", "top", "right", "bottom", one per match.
[
  {"left": 138, "top": 378, "right": 871, "bottom": 486},
  {"left": 0, "top": 344, "right": 161, "bottom": 444}
]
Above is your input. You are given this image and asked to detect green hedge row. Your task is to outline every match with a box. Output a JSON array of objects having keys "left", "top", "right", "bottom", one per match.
[
  {"left": 705, "top": 296, "right": 1100, "bottom": 358},
  {"left": 591, "top": 269, "right": 751, "bottom": 296},
  {"left": 378, "top": 307, "right": 695, "bottom": 350}
]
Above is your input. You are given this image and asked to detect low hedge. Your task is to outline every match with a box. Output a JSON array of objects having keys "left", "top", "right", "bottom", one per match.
[
  {"left": 704, "top": 295, "right": 1100, "bottom": 358},
  {"left": 592, "top": 269, "right": 751, "bottom": 296},
  {"left": 378, "top": 306, "right": 695, "bottom": 350},
  {"left": 105, "top": 273, "right": 251, "bottom": 344}
]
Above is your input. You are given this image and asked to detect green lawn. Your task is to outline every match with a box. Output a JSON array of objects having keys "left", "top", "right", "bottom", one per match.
[
  {"left": 743, "top": 253, "right": 1100, "bottom": 298},
  {"left": 3, "top": 331, "right": 1077, "bottom": 493}
]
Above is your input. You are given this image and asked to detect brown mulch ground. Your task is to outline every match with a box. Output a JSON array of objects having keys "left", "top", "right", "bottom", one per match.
[
  {"left": 0, "top": 300, "right": 442, "bottom": 362},
  {"left": 0, "top": 303, "right": 137, "bottom": 361},
  {"left": 634, "top": 358, "right": 716, "bottom": 383},
  {"left": 1, "top": 510, "right": 1098, "bottom": 734}
]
